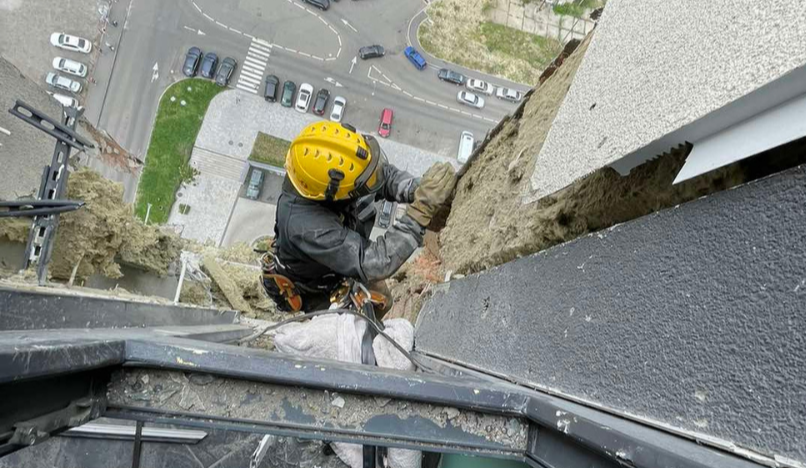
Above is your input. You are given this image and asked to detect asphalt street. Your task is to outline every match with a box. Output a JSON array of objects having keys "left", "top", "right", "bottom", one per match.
[{"left": 85, "top": 0, "right": 529, "bottom": 201}]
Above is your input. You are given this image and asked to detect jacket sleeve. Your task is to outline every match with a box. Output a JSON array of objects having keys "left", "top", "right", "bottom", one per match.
[
  {"left": 291, "top": 211, "right": 424, "bottom": 283},
  {"left": 381, "top": 164, "right": 418, "bottom": 204}
]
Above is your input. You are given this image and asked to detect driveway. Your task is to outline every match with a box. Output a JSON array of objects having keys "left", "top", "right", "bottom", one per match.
[{"left": 221, "top": 197, "right": 276, "bottom": 247}]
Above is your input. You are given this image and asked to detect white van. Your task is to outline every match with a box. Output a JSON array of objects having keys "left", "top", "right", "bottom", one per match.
[{"left": 457, "top": 131, "right": 474, "bottom": 163}]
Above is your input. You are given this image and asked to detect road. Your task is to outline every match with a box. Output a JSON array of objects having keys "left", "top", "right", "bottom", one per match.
[{"left": 85, "top": 0, "right": 528, "bottom": 201}]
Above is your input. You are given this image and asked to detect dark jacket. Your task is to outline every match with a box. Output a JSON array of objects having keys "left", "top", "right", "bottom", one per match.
[{"left": 274, "top": 164, "right": 423, "bottom": 294}]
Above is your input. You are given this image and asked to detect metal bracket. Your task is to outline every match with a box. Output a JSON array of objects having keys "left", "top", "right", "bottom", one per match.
[
  {"left": 8, "top": 100, "right": 94, "bottom": 151},
  {"left": 9, "top": 396, "right": 105, "bottom": 447},
  {"left": 249, "top": 435, "right": 272, "bottom": 468},
  {"left": 0, "top": 200, "right": 84, "bottom": 218}
]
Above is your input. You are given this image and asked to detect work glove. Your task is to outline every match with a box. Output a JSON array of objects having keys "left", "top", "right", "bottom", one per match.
[{"left": 406, "top": 162, "right": 456, "bottom": 227}]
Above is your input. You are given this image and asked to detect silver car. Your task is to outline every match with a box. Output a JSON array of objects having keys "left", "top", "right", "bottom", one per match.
[
  {"left": 330, "top": 96, "right": 346, "bottom": 122},
  {"left": 48, "top": 92, "right": 79, "bottom": 109},
  {"left": 46, "top": 72, "right": 81, "bottom": 93},
  {"left": 457, "top": 90, "right": 485, "bottom": 109},
  {"left": 52, "top": 57, "right": 88, "bottom": 77}
]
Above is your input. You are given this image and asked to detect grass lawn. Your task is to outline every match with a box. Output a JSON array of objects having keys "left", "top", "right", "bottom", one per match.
[
  {"left": 417, "top": 0, "right": 562, "bottom": 84},
  {"left": 134, "top": 79, "right": 223, "bottom": 223},
  {"left": 249, "top": 132, "right": 291, "bottom": 168},
  {"left": 553, "top": 0, "right": 604, "bottom": 18},
  {"left": 475, "top": 22, "right": 561, "bottom": 72}
]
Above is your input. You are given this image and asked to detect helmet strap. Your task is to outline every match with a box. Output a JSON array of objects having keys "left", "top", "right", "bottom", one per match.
[{"left": 325, "top": 169, "right": 345, "bottom": 202}]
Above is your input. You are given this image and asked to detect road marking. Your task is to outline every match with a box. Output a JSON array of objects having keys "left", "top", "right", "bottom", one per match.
[
  {"left": 337, "top": 35, "right": 342, "bottom": 47},
  {"left": 192, "top": 1, "right": 201, "bottom": 12},
  {"left": 403, "top": 91, "right": 412, "bottom": 97},
  {"left": 250, "top": 43, "right": 272, "bottom": 53},
  {"left": 425, "top": 100, "right": 436, "bottom": 105},
  {"left": 413, "top": 96, "right": 425, "bottom": 102},
  {"left": 450, "top": 108, "right": 461, "bottom": 113},
  {"left": 286, "top": 48, "right": 298, "bottom": 53},
  {"left": 341, "top": 18, "right": 358, "bottom": 33},
  {"left": 248, "top": 47, "right": 271, "bottom": 58},
  {"left": 236, "top": 83, "right": 258, "bottom": 94},
  {"left": 238, "top": 75, "right": 262, "bottom": 86},
  {"left": 295, "top": 3, "right": 304, "bottom": 9},
  {"left": 229, "top": 27, "right": 242, "bottom": 34},
  {"left": 203, "top": 13, "right": 213, "bottom": 21},
  {"left": 461, "top": 111, "right": 472, "bottom": 116},
  {"left": 329, "top": 25, "right": 338, "bottom": 34},
  {"left": 243, "top": 33, "right": 254, "bottom": 39},
  {"left": 240, "top": 69, "right": 263, "bottom": 81},
  {"left": 349, "top": 56, "right": 357, "bottom": 74},
  {"left": 216, "top": 21, "right": 227, "bottom": 27},
  {"left": 391, "top": 84, "right": 401, "bottom": 91},
  {"left": 272, "top": 44, "right": 285, "bottom": 51},
  {"left": 254, "top": 38, "right": 272, "bottom": 47},
  {"left": 183, "top": 26, "right": 196, "bottom": 32},
  {"left": 438, "top": 103, "right": 448, "bottom": 109},
  {"left": 319, "top": 17, "right": 328, "bottom": 25},
  {"left": 472, "top": 114, "right": 483, "bottom": 119},
  {"left": 312, "top": 56, "right": 324, "bottom": 61},
  {"left": 484, "top": 117, "right": 498, "bottom": 123},
  {"left": 299, "top": 52, "right": 311, "bottom": 58},
  {"left": 244, "top": 58, "right": 266, "bottom": 69}
]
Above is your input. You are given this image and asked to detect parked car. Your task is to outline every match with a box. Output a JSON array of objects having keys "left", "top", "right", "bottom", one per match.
[
  {"left": 302, "top": 0, "right": 330, "bottom": 10},
  {"left": 50, "top": 33, "right": 92, "bottom": 54},
  {"left": 52, "top": 57, "right": 87, "bottom": 78},
  {"left": 495, "top": 87, "right": 523, "bottom": 103},
  {"left": 200, "top": 52, "right": 218, "bottom": 79},
  {"left": 404, "top": 46, "right": 426, "bottom": 70},
  {"left": 438, "top": 68, "right": 465, "bottom": 86},
  {"left": 183, "top": 47, "right": 202, "bottom": 77},
  {"left": 359, "top": 45, "right": 385, "bottom": 60},
  {"left": 264, "top": 75, "right": 280, "bottom": 101},
  {"left": 466, "top": 78, "right": 494, "bottom": 95},
  {"left": 281, "top": 81, "right": 296, "bottom": 107},
  {"left": 457, "top": 90, "right": 485, "bottom": 109},
  {"left": 378, "top": 108, "right": 393, "bottom": 138},
  {"left": 330, "top": 96, "right": 346, "bottom": 122},
  {"left": 48, "top": 92, "right": 79, "bottom": 109},
  {"left": 246, "top": 169, "right": 264, "bottom": 200},
  {"left": 457, "top": 131, "right": 474, "bottom": 164},
  {"left": 378, "top": 201, "right": 396, "bottom": 229},
  {"left": 45, "top": 72, "right": 81, "bottom": 93},
  {"left": 215, "top": 57, "right": 237, "bottom": 86},
  {"left": 295, "top": 83, "right": 314, "bottom": 113},
  {"left": 313, "top": 88, "right": 330, "bottom": 116}
]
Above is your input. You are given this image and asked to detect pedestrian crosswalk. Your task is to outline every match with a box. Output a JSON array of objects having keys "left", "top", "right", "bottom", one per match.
[{"left": 236, "top": 39, "right": 271, "bottom": 94}]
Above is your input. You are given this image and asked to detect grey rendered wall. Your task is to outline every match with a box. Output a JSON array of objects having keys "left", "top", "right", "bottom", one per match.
[{"left": 417, "top": 165, "right": 806, "bottom": 463}]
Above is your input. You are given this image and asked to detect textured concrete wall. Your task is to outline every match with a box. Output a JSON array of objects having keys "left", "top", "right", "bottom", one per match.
[
  {"left": 530, "top": 0, "right": 806, "bottom": 198},
  {"left": 417, "top": 165, "right": 806, "bottom": 463}
]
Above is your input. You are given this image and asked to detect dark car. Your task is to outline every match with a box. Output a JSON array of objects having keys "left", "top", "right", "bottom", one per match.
[
  {"left": 246, "top": 169, "right": 264, "bottom": 200},
  {"left": 183, "top": 47, "right": 202, "bottom": 77},
  {"left": 281, "top": 81, "right": 296, "bottom": 107},
  {"left": 313, "top": 88, "right": 330, "bottom": 116},
  {"left": 264, "top": 75, "right": 279, "bottom": 102},
  {"left": 359, "top": 45, "right": 385, "bottom": 60},
  {"left": 215, "top": 57, "right": 237, "bottom": 87},
  {"left": 200, "top": 52, "right": 218, "bottom": 79},
  {"left": 438, "top": 68, "right": 466, "bottom": 85},
  {"left": 302, "top": 0, "right": 329, "bottom": 10},
  {"left": 378, "top": 201, "right": 395, "bottom": 229}
]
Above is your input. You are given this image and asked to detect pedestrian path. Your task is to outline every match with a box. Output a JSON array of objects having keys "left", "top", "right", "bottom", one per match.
[{"left": 235, "top": 39, "right": 272, "bottom": 94}]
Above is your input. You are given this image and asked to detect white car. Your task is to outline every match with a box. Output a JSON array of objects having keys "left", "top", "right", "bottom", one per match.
[
  {"left": 52, "top": 57, "right": 88, "bottom": 77},
  {"left": 458, "top": 131, "right": 474, "bottom": 164},
  {"left": 330, "top": 96, "right": 346, "bottom": 122},
  {"left": 48, "top": 92, "right": 79, "bottom": 109},
  {"left": 50, "top": 33, "right": 92, "bottom": 54},
  {"left": 46, "top": 72, "right": 82, "bottom": 93},
  {"left": 466, "top": 78, "right": 494, "bottom": 95},
  {"left": 295, "top": 83, "right": 313, "bottom": 113},
  {"left": 457, "top": 90, "right": 485, "bottom": 109},
  {"left": 495, "top": 87, "right": 523, "bottom": 103}
]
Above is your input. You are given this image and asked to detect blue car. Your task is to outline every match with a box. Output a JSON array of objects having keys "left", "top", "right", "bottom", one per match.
[{"left": 404, "top": 46, "right": 427, "bottom": 70}]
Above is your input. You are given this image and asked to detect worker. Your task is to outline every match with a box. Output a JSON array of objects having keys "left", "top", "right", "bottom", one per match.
[{"left": 262, "top": 121, "right": 456, "bottom": 318}]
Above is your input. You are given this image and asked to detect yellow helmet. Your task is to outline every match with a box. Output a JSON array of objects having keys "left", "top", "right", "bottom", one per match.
[{"left": 286, "top": 121, "right": 387, "bottom": 201}]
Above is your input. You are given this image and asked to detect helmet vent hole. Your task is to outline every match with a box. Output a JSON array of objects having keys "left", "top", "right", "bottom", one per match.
[
  {"left": 339, "top": 157, "right": 344, "bottom": 166},
  {"left": 303, "top": 147, "right": 309, "bottom": 156},
  {"left": 327, "top": 154, "right": 332, "bottom": 162},
  {"left": 349, "top": 163, "right": 354, "bottom": 172}
]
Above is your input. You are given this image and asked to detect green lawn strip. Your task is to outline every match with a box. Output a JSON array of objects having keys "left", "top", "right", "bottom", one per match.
[
  {"left": 553, "top": 0, "right": 603, "bottom": 18},
  {"left": 476, "top": 22, "right": 561, "bottom": 70},
  {"left": 249, "top": 132, "right": 291, "bottom": 168},
  {"left": 135, "top": 79, "right": 224, "bottom": 223}
]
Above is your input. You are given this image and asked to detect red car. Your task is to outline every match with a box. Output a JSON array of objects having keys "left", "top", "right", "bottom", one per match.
[{"left": 378, "top": 108, "right": 393, "bottom": 138}]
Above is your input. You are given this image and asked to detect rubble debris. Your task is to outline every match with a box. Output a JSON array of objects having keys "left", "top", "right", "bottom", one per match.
[{"left": 0, "top": 218, "right": 30, "bottom": 243}]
